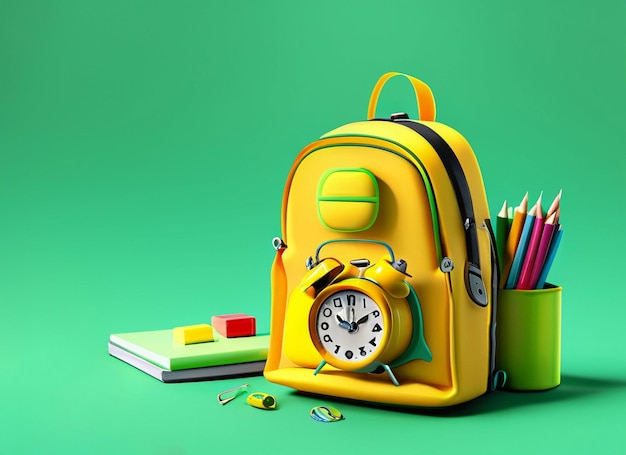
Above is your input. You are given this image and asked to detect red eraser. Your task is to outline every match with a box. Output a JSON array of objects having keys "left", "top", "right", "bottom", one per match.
[{"left": 211, "top": 314, "right": 256, "bottom": 338}]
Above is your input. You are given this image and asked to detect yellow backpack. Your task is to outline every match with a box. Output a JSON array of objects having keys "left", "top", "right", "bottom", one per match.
[{"left": 264, "top": 72, "right": 499, "bottom": 407}]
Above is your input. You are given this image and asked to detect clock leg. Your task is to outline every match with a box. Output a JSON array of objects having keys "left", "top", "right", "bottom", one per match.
[
  {"left": 313, "top": 360, "right": 327, "bottom": 376},
  {"left": 379, "top": 363, "right": 400, "bottom": 386}
]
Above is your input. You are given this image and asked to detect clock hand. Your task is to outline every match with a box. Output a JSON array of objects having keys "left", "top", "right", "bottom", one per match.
[
  {"left": 347, "top": 313, "right": 370, "bottom": 332},
  {"left": 353, "top": 308, "right": 383, "bottom": 330},
  {"left": 347, "top": 308, "right": 360, "bottom": 332},
  {"left": 335, "top": 314, "right": 352, "bottom": 331}
]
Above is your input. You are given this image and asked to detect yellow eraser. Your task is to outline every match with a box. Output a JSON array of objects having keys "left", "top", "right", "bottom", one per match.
[{"left": 173, "top": 324, "right": 214, "bottom": 345}]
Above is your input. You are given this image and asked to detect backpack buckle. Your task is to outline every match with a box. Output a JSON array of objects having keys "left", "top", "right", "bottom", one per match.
[
  {"left": 466, "top": 263, "right": 488, "bottom": 307},
  {"left": 390, "top": 112, "right": 410, "bottom": 120}
]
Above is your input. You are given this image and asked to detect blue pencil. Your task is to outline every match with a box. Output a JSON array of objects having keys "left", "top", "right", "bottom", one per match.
[{"left": 535, "top": 226, "right": 563, "bottom": 289}]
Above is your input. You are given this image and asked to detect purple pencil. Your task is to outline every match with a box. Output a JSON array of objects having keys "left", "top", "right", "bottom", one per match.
[{"left": 526, "top": 212, "right": 558, "bottom": 290}]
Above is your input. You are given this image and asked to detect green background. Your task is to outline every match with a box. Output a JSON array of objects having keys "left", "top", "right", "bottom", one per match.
[{"left": 1, "top": 0, "right": 625, "bottom": 453}]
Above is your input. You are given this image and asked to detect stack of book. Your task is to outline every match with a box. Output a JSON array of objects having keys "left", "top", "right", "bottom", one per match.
[{"left": 109, "top": 329, "right": 269, "bottom": 383}]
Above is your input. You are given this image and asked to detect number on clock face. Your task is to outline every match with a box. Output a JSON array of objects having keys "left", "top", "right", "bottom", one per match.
[{"left": 315, "top": 290, "right": 383, "bottom": 363}]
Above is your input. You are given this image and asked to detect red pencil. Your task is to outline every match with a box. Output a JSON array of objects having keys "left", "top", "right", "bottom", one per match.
[{"left": 516, "top": 195, "right": 545, "bottom": 289}]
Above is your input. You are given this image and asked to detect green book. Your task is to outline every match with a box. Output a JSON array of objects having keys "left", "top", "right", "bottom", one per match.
[
  {"left": 108, "top": 343, "right": 266, "bottom": 383},
  {"left": 109, "top": 329, "right": 269, "bottom": 371}
]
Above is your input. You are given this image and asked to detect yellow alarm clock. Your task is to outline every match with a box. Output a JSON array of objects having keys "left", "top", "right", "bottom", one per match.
[{"left": 300, "top": 240, "right": 420, "bottom": 386}]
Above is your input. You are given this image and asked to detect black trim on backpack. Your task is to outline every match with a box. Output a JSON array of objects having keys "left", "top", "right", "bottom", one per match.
[
  {"left": 371, "top": 118, "right": 488, "bottom": 306},
  {"left": 484, "top": 218, "right": 500, "bottom": 391},
  {"left": 395, "top": 120, "right": 479, "bottom": 264}
]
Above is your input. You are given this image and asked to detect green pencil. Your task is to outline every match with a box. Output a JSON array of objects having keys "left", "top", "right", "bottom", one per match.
[{"left": 496, "top": 200, "right": 510, "bottom": 274}]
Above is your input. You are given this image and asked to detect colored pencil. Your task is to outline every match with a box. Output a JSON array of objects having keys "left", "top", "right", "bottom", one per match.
[
  {"left": 505, "top": 201, "right": 538, "bottom": 289},
  {"left": 546, "top": 189, "right": 562, "bottom": 219},
  {"left": 516, "top": 194, "right": 545, "bottom": 289},
  {"left": 534, "top": 225, "right": 563, "bottom": 289},
  {"left": 500, "top": 192, "right": 528, "bottom": 288},
  {"left": 496, "top": 200, "right": 509, "bottom": 274},
  {"left": 526, "top": 212, "right": 558, "bottom": 289}
]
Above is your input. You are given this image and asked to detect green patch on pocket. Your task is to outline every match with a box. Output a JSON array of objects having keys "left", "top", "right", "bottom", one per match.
[{"left": 317, "top": 168, "right": 379, "bottom": 232}]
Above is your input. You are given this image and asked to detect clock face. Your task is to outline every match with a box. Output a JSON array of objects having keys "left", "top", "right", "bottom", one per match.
[{"left": 314, "top": 289, "right": 386, "bottom": 366}]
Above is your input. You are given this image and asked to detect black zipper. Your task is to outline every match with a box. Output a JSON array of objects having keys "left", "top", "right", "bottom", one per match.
[{"left": 372, "top": 118, "right": 488, "bottom": 307}]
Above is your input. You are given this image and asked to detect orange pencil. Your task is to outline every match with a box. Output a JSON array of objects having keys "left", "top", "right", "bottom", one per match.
[{"left": 500, "top": 192, "right": 528, "bottom": 288}]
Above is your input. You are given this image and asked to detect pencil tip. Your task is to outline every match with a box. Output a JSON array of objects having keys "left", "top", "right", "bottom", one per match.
[
  {"left": 519, "top": 192, "right": 529, "bottom": 210},
  {"left": 498, "top": 200, "right": 508, "bottom": 217},
  {"left": 546, "top": 189, "right": 562, "bottom": 217}
]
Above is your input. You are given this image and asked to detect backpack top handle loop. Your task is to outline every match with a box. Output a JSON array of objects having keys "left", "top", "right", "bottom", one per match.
[{"left": 367, "top": 72, "right": 437, "bottom": 122}]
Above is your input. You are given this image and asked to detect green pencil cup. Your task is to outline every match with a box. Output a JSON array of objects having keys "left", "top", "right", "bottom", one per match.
[{"left": 495, "top": 284, "right": 562, "bottom": 391}]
